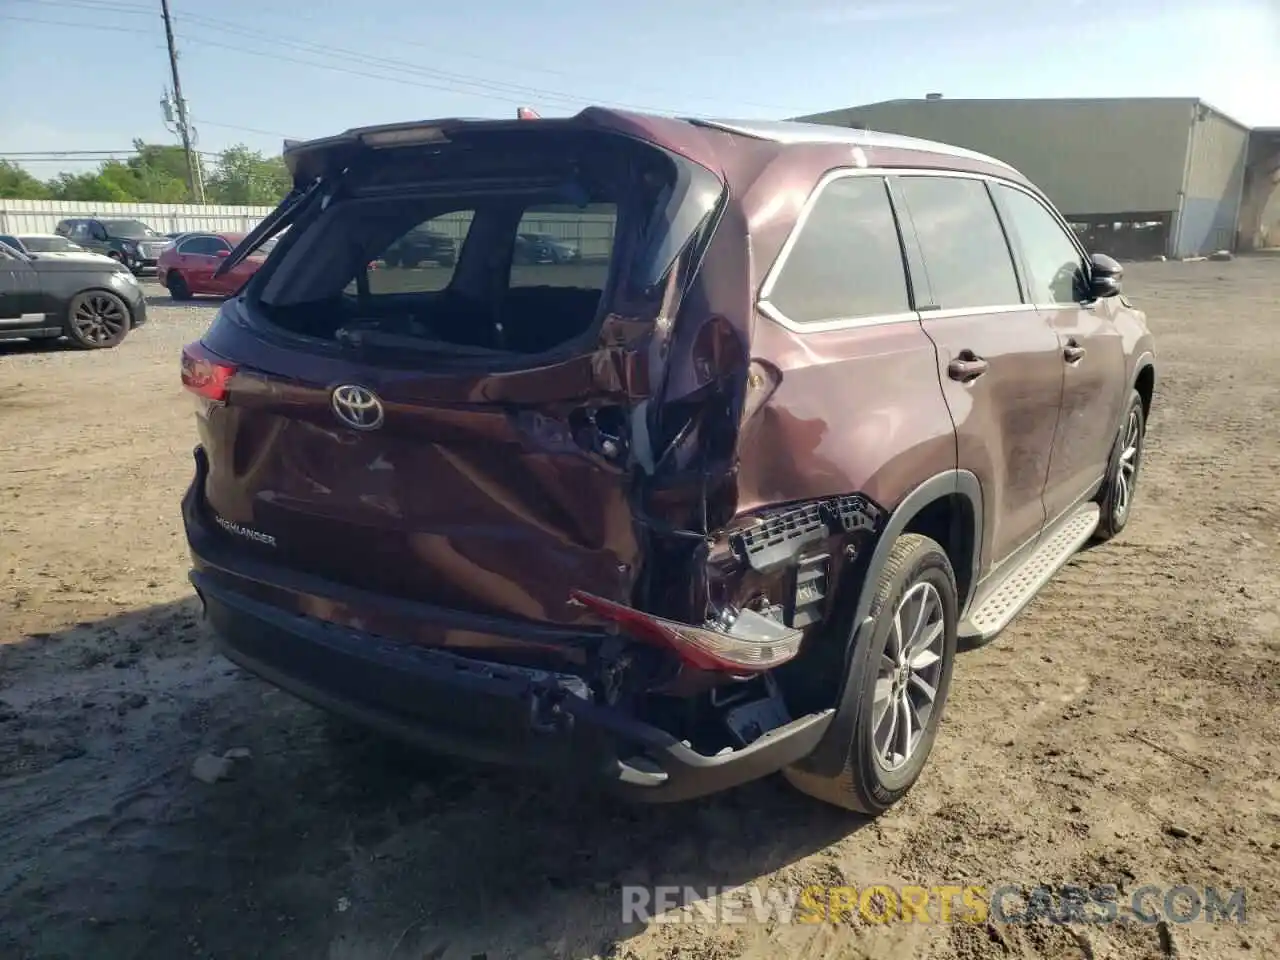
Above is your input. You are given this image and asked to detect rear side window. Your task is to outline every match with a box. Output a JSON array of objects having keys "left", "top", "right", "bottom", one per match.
[
  {"left": 179, "top": 236, "right": 225, "bottom": 256},
  {"left": 511, "top": 204, "right": 616, "bottom": 290},
  {"left": 993, "top": 185, "right": 1085, "bottom": 305},
  {"left": 765, "top": 176, "right": 910, "bottom": 325},
  {"left": 894, "top": 176, "right": 1022, "bottom": 310}
]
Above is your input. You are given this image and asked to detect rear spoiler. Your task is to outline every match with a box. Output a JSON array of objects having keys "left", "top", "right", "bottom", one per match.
[{"left": 278, "top": 106, "right": 718, "bottom": 187}]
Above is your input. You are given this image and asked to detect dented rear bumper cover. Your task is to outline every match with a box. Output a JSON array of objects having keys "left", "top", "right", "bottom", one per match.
[{"left": 192, "top": 572, "right": 832, "bottom": 802}]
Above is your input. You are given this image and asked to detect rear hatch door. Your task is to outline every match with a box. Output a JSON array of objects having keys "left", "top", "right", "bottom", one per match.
[{"left": 191, "top": 116, "right": 725, "bottom": 633}]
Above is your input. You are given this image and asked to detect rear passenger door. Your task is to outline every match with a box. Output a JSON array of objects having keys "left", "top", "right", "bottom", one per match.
[
  {"left": 992, "top": 184, "right": 1127, "bottom": 524},
  {"left": 745, "top": 174, "right": 958, "bottom": 513},
  {"left": 890, "top": 174, "right": 1064, "bottom": 579},
  {"left": 69, "top": 222, "right": 100, "bottom": 255}
]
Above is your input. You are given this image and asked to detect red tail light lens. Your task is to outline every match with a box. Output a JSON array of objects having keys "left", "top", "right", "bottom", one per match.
[
  {"left": 181, "top": 342, "right": 237, "bottom": 402},
  {"left": 569, "top": 590, "right": 803, "bottom": 674}
]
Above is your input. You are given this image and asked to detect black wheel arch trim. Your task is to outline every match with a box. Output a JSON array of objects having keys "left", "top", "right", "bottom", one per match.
[
  {"left": 790, "top": 469, "right": 981, "bottom": 778},
  {"left": 1132, "top": 353, "right": 1156, "bottom": 404}
]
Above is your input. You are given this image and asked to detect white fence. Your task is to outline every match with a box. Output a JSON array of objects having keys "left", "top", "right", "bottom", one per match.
[
  {"left": 0, "top": 200, "right": 617, "bottom": 257},
  {"left": 0, "top": 200, "right": 276, "bottom": 236}
]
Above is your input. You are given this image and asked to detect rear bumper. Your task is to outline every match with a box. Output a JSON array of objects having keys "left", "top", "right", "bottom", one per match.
[
  {"left": 182, "top": 448, "right": 831, "bottom": 802},
  {"left": 193, "top": 573, "right": 831, "bottom": 802}
]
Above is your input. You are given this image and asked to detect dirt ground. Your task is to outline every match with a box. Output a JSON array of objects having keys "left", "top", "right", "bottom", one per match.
[{"left": 1, "top": 260, "right": 1277, "bottom": 960}]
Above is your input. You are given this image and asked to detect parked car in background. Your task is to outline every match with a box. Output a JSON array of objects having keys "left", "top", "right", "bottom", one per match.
[
  {"left": 0, "top": 233, "right": 116, "bottom": 264},
  {"left": 513, "top": 231, "right": 580, "bottom": 264},
  {"left": 0, "top": 238, "right": 147, "bottom": 348},
  {"left": 158, "top": 232, "right": 277, "bottom": 299},
  {"left": 380, "top": 226, "right": 456, "bottom": 267},
  {"left": 181, "top": 111, "right": 1155, "bottom": 815},
  {"left": 53, "top": 218, "right": 167, "bottom": 274}
]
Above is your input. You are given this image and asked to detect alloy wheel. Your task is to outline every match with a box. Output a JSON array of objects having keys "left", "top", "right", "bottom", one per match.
[
  {"left": 1114, "top": 407, "right": 1142, "bottom": 523},
  {"left": 72, "top": 294, "right": 127, "bottom": 346},
  {"left": 873, "top": 581, "right": 945, "bottom": 771}
]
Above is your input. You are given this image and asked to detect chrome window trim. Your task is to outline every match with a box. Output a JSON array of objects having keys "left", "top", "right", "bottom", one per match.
[
  {"left": 757, "top": 299, "right": 919, "bottom": 333},
  {"left": 919, "top": 303, "right": 1035, "bottom": 321},
  {"left": 756, "top": 166, "right": 1066, "bottom": 333}
]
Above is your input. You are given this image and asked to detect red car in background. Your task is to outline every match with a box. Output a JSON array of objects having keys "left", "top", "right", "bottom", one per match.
[{"left": 157, "top": 233, "right": 275, "bottom": 300}]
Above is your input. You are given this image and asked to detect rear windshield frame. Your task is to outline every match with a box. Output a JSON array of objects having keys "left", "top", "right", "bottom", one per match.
[{"left": 237, "top": 130, "right": 725, "bottom": 372}]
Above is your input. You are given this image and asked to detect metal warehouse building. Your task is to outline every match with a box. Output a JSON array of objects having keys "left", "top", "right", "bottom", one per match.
[{"left": 795, "top": 97, "right": 1280, "bottom": 259}]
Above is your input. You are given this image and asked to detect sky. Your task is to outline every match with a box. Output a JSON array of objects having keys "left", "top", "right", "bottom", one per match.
[{"left": 1, "top": 0, "right": 1278, "bottom": 176}]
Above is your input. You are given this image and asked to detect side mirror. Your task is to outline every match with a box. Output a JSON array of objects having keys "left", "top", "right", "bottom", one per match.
[
  {"left": 1088, "top": 252, "right": 1123, "bottom": 298},
  {"left": 214, "top": 248, "right": 231, "bottom": 258}
]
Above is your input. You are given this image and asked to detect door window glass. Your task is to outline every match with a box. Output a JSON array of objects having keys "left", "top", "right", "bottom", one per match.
[
  {"left": 766, "top": 176, "right": 910, "bottom": 324},
  {"left": 895, "top": 176, "right": 1022, "bottom": 310},
  {"left": 179, "top": 236, "right": 223, "bottom": 256},
  {"left": 995, "top": 185, "right": 1086, "bottom": 304}
]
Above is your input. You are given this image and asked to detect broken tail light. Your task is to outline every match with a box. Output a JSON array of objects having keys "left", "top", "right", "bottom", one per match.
[
  {"left": 569, "top": 590, "right": 803, "bottom": 674},
  {"left": 181, "top": 341, "right": 237, "bottom": 402}
]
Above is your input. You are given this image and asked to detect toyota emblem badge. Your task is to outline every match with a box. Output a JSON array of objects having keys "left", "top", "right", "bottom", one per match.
[{"left": 331, "top": 384, "right": 384, "bottom": 431}]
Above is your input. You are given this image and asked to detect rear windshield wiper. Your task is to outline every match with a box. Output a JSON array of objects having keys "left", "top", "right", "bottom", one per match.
[{"left": 215, "top": 178, "right": 327, "bottom": 277}]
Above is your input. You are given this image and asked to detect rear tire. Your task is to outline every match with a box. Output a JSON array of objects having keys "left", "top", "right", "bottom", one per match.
[
  {"left": 167, "top": 272, "right": 192, "bottom": 301},
  {"left": 1093, "top": 390, "right": 1145, "bottom": 542},
  {"left": 785, "top": 533, "right": 958, "bottom": 815},
  {"left": 65, "top": 290, "right": 130, "bottom": 349}
]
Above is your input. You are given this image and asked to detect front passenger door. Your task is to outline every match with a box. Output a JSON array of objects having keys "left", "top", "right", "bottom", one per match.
[
  {"left": 992, "top": 184, "right": 1126, "bottom": 525},
  {"left": 176, "top": 235, "right": 223, "bottom": 292},
  {"left": 891, "top": 174, "right": 1065, "bottom": 581},
  {"left": 0, "top": 248, "right": 43, "bottom": 327}
]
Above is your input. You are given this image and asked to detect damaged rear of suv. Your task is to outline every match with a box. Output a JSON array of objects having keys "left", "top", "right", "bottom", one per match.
[{"left": 182, "top": 109, "right": 1155, "bottom": 813}]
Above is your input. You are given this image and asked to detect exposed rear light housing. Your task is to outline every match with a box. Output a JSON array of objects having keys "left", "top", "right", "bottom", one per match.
[
  {"left": 181, "top": 341, "right": 237, "bottom": 402},
  {"left": 569, "top": 590, "right": 803, "bottom": 674}
]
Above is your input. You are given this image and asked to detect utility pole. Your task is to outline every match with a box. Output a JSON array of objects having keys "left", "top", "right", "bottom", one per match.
[{"left": 159, "top": 0, "right": 204, "bottom": 201}]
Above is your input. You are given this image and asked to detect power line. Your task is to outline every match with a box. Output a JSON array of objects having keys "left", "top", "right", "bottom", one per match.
[
  {"left": 0, "top": 12, "right": 647, "bottom": 114},
  {"left": 190, "top": 119, "right": 297, "bottom": 139},
  {"left": 10, "top": 0, "right": 796, "bottom": 113},
  {"left": 169, "top": 9, "right": 674, "bottom": 113},
  {"left": 1, "top": 150, "right": 141, "bottom": 157},
  {"left": 9, "top": 0, "right": 154, "bottom": 15},
  {"left": 0, "top": 13, "right": 157, "bottom": 37}
]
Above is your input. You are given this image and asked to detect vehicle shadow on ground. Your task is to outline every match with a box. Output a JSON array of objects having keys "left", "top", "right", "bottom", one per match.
[
  {"left": 143, "top": 292, "right": 225, "bottom": 309},
  {"left": 0, "top": 337, "right": 76, "bottom": 356},
  {"left": 0, "top": 598, "right": 870, "bottom": 960}
]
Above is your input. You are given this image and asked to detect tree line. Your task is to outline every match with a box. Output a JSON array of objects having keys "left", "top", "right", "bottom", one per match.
[{"left": 0, "top": 141, "right": 291, "bottom": 206}]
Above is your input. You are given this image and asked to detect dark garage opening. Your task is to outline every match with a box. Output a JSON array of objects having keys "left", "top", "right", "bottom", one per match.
[{"left": 1068, "top": 212, "right": 1172, "bottom": 260}]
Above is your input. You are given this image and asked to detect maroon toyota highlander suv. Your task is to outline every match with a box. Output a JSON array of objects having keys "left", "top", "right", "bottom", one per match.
[{"left": 180, "top": 109, "right": 1156, "bottom": 814}]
